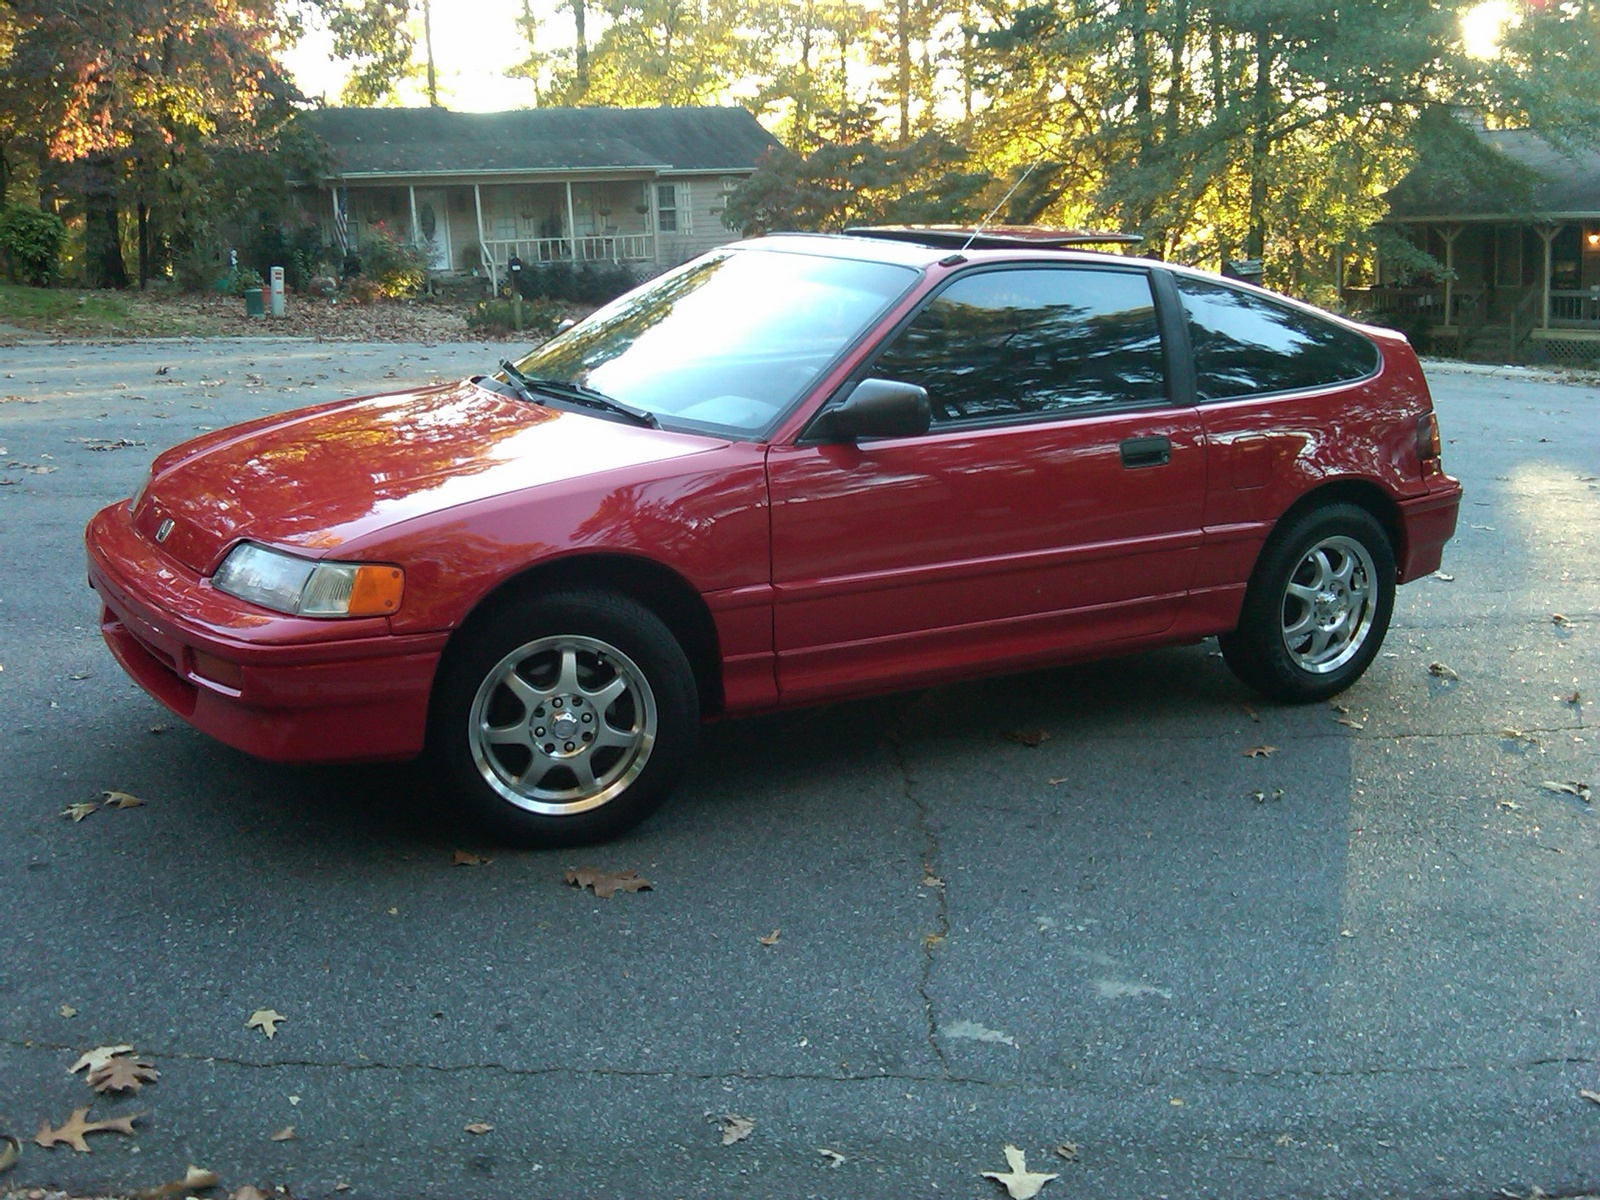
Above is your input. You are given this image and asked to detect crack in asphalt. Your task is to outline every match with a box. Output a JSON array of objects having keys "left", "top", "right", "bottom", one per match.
[{"left": 890, "top": 730, "right": 953, "bottom": 1080}]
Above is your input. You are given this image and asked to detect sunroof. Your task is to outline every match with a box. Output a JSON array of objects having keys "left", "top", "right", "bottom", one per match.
[{"left": 844, "top": 225, "right": 1145, "bottom": 250}]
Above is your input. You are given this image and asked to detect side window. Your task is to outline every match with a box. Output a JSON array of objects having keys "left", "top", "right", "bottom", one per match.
[
  {"left": 657, "top": 184, "right": 678, "bottom": 232},
  {"left": 870, "top": 267, "right": 1167, "bottom": 424},
  {"left": 1176, "top": 276, "right": 1379, "bottom": 401}
]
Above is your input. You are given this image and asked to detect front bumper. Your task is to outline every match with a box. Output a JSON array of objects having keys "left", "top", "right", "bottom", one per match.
[{"left": 86, "top": 501, "right": 447, "bottom": 763}]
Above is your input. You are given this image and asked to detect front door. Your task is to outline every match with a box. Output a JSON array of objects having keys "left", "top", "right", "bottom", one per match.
[
  {"left": 766, "top": 263, "right": 1207, "bottom": 703},
  {"left": 413, "top": 189, "right": 451, "bottom": 271}
]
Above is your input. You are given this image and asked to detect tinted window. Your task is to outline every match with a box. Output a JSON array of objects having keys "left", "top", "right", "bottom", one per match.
[
  {"left": 1176, "top": 276, "right": 1378, "bottom": 401},
  {"left": 871, "top": 267, "right": 1166, "bottom": 424}
]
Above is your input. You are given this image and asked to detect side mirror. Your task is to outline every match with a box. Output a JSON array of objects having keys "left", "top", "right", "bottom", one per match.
[{"left": 811, "top": 378, "right": 931, "bottom": 442}]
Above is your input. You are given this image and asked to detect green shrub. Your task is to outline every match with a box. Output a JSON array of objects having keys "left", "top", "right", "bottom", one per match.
[
  {"left": 466, "top": 296, "right": 565, "bottom": 336},
  {"left": 513, "top": 261, "right": 636, "bottom": 304},
  {"left": 0, "top": 205, "right": 68, "bottom": 286},
  {"left": 356, "top": 222, "right": 428, "bottom": 297},
  {"left": 220, "top": 266, "right": 264, "bottom": 296},
  {"left": 250, "top": 223, "right": 329, "bottom": 292}
]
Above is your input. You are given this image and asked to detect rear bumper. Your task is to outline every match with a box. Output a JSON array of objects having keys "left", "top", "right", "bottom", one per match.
[
  {"left": 86, "top": 502, "right": 446, "bottom": 763},
  {"left": 1396, "top": 477, "right": 1463, "bottom": 582}
]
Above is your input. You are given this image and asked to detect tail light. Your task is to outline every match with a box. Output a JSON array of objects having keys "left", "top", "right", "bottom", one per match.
[{"left": 1416, "top": 411, "right": 1441, "bottom": 463}]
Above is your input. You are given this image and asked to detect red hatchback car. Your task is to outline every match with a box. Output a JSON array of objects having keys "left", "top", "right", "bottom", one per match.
[{"left": 86, "top": 229, "right": 1461, "bottom": 844}]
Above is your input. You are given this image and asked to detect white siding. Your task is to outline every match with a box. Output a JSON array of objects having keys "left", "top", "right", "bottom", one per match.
[{"left": 655, "top": 174, "right": 747, "bottom": 265}]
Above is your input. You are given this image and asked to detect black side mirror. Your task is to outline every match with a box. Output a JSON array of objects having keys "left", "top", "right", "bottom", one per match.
[{"left": 811, "top": 378, "right": 931, "bottom": 442}]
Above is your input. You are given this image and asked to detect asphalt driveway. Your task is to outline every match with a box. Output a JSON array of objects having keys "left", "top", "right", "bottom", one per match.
[{"left": 0, "top": 339, "right": 1595, "bottom": 1199}]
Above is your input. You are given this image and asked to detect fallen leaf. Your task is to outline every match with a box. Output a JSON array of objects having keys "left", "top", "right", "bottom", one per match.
[
  {"left": 565, "top": 867, "right": 652, "bottom": 898},
  {"left": 1580, "top": 1088, "right": 1600, "bottom": 1105},
  {"left": 33, "top": 1107, "right": 141, "bottom": 1152},
  {"left": 270, "top": 1125, "right": 296, "bottom": 1142},
  {"left": 923, "top": 932, "right": 945, "bottom": 949},
  {"left": 247, "top": 1008, "right": 287, "bottom": 1038},
  {"left": 817, "top": 1147, "right": 846, "bottom": 1167},
  {"left": 1565, "top": 690, "right": 1583, "bottom": 705},
  {"left": 155, "top": 365, "right": 170, "bottom": 375},
  {"left": 1551, "top": 613, "right": 1571, "bottom": 628},
  {"left": 149, "top": 723, "right": 170, "bottom": 734},
  {"left": 921, "top": 871, "right": 943, "bottom": 888},
  {"left": 0, "top": 1135, "right": 18, "bottom": 1174},
  {"left": 334, "top": 1185, "right": 350, "bottom": 1193},
  {"left": 717, "top": 1113, "right": 755, "bottom": 1145},
  {"left": 231, "top": 1188, "right": 271, "bottom": 1200},
  {"left": 1241, "top": 704, "right": 1260, "bottom": 722},
  {"left": 1328, "top": 702, "right": 1350, "bottom": 714},
  {"left": 1435, "top": 572, "right": 1455, "bottom": 582},
  {"left": 464, "top": 1122, "right": 494, "bottom": 1135},
  {"left": 757, "top": 929, "right": 781, "bottom": 946},
  {"left": 1539, "top": 780, "right": 1592, "bottom": 803},
  {"left": 70, "top": 1044, "right": 135, "bottom": 1074},
  {"left": 982, "top": 1144, "right": 1058, "bottom": 1199},
  {"left": 451, "top": 849, "right": 490, "bottom": 866},
  {"left": 87, "top": 1055, "right": 159, "bottom": 1094},
  {"left": 134, "top": 1164, "right": 218, "bottom": 1200},
  {"left": 1334, "top": 716, "right": 1365, "bottom": 730},
  {"left": 1250, "top": 788, "right": 1284, "bottom": 803},
  {"left": 1053, "top": 1142, "right": 1080, "bottom": 1162},
  {"left": 62, "top": 801, "right": 99, "bottom": 823},
  {"left": 1242, "top": 745, "right": 1276, "bottom": 758},
  {"left": 1005, "top": 729, "right": 1051, "bottom": 747},
  {"left": 59, "top": 1004, "right": 77, "bottom": 1018},
  {"left": 1427, "top": 661, "right": 1460, "bottom": 681},
  {"left": 1047, "top": 776, "right": 1068, "bottom": 785},
  {"left": 102, "top": 790, "right": 146, "bottom": 809}
]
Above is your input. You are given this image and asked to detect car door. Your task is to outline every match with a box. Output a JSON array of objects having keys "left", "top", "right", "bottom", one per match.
[{"left": 766, "top": 262, "right": 1208, "bottom": 703}]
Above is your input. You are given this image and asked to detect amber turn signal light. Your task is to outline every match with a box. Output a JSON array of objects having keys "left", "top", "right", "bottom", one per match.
[
  {"left": 347, "top": 565, "right": 405, "bottom": 616},
  {"left": 1416, "top": 411, "right": 1441, "bottom": 461},
  {"left": 191, "top": 650, "right": 244, "bottom": 690}
]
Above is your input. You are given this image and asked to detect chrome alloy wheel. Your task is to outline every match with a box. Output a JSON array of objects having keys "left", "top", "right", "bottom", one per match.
[
  {"left": 1279, "top": 535, "right": 1378, "bottom": 674},
  {"left": 467, "top": 634, "right": 657, "bottom": 814}
]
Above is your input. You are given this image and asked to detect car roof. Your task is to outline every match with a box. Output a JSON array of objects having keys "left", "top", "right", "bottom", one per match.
[{"left": 738, "top": 231, "right": 1147, "bottom": 270}]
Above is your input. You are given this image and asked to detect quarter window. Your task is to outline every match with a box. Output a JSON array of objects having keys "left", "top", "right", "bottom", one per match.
[
  {"left": 1175, "top": 276, "right": 1379, "bottom": 401},
  {"left": 871, "top": 267, "right": 1167, "bottom": 424}
]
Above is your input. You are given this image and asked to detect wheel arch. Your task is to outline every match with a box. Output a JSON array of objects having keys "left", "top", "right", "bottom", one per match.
[
  {"left": 440, "top": 552, "right": 725, "bottom": 718},
  {"left": 1268, "top": 478, "right": 1404, "bottom": 576}
]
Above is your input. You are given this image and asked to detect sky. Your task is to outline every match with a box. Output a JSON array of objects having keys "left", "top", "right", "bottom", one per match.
[{"left": 279, "top": 0, "right": 1516, "bottom": 114}]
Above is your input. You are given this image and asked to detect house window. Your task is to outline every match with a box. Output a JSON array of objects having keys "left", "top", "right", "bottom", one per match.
[{"left": 657, "top": 184, "right": 678, "bottom": 232}]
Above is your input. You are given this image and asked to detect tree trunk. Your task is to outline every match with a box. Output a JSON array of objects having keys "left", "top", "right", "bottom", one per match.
[
  {"left": 138, "top": 199, "right": 149, "bottom": 289},
  {"left": 896, "top": 0, "right": 911, "bottom": 143},
  {"left": 422, "top": 0, "right": 439, "bottom": 106},
  {"left": 83, "top": 154, "right": 129, "bottom": 289},
  {"left": 1246, "top": 30, "right": 1271, "bottom": 260},
  {"left": 572, "top": 0, "right": 589, "bottom": 97}
]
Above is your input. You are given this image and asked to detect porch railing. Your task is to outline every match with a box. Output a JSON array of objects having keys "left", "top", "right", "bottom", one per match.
[{"left": 1550, "top": 288, "right": 1600, "bottom": 326}]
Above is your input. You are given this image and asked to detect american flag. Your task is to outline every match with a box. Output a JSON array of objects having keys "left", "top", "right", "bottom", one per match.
[{"left": 332, "top": 188, "right": 349, "bottom": 254}]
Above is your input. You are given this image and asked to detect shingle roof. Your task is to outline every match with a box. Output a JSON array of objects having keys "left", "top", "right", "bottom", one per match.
[
  {"left": 300, "top": 106, "right": 782, "bottom": 179},
  {"left": 1385, "top": 127, "right": 1600, "bottom": 220}
]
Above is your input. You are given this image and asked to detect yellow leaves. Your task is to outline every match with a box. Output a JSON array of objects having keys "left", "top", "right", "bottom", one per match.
[
  {"left": 33, "top": 1106, "right": 141, "bottom": 1153},
  {"left": 102, "top": 790, "right": 146, "bottom": 809},
  {"left": 716, "top": 1113, "right": 755, "bottom": 1145},
  {"left": 981, "top": 1145, "right": 1058, "bottom": 1199},
  {"left": 463, "top": 1121, "right": 494, "bottom": 1135},
  {"left": 62, "top": 802, "right": 99, "bottom": 823},
  {"left": 565, "top": 867, "right": 652, "bottom": 898},
  {"left": 134, "top": 1165, "right": 219, "bottom": 1200},
  {"left": 1241, "top": 745, "right": 1276, "bottom": 758},
  {"left": 62, "top": 790, "right": 147, "bottom": 823},
  {"left": 70, "top": 1045, "right": 133, "bottom": 1075},
  {"left": 247, "top": 1008, "right": 287, "bottom": 1039},
  {"left": 757, "top": 929, "right": 781, "bottom": 946}
]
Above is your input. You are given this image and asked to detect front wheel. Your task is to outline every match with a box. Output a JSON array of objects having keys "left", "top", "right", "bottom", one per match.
[
  {"left": 1219, "top": 503, "right": 1396, "bottom": 703},
  {"left": 430, "top": 589, "right": 698, "bottom": 845}
]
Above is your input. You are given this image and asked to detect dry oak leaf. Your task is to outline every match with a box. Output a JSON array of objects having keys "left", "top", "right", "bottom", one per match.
[
  {"left": 88, "top": 1054, "right": 160, "bottom": 1094},
  {"left": 102, "top": 790, "right": 146, "bottom": 809},
  {"left": 1551, "top": 613, "right": 1572, "bottom": 628},
  {"left": 817, "top": 1147, "right": 846, "bottom": 1167},
  {"left": 1540, "top": 780, "right": 1593, "bottom": 803},
  {"left": 247, "top": 1008, "right": 287, "bottom": 1038},
  {"left": 62, "top": 801, "right": 99, "bottom": 823},
  {"left": 1241, "top": 745, "right": 1277, "bottom": 758},
  {"left": 270, "top": 1125, "right": 296, "bottom": 1142},
  {"left": 1580, "top": 1088, "right": 1600, "bottom": 1105},
  {"left": 1427, "top": 661, "right": 1460, "bottom": 681},
  {"left": 231, "top": 1188, "right": 271, "bottom": 1200},
  {"left": 135, "top": 1165, "right": 219, "bottom": 1200},
  {"left": 1005, "top": 729, "right": 1051, "bottom": 747},
  {"left": 1053, "top": 1142, "right": 1080, "bottom": 1163},
  {"left": 464, "top": 1121, "right": 494, "bottom": 1135},
  {"left": 0, "top": 1134, "right": 19, "bottom": 1174},
  {"left": 565, "top": 867, "right": 652, "bottom": 898},
  {"left": 70, "top": 1044, "right": 135, "bottom": 1075},
  {"left": 717, "top": 1113, "right": 755, "bottom": 1145},
  {"left": 33, "top": 1106, "right": 141, "bottom": 1152},
  {"left": 757, "top": 929, "right": 781, "bottom": 946},
  {"left": 451, "top": 849, "right": 490, "bottom": 866},
  {"left": 982, "top": 1144, "right": 1059, "bottom": 1199}
]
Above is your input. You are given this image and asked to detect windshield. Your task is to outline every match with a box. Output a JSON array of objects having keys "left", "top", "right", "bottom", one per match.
[{"left": 509, "top": 246, "right": 919, "bottom": 438}]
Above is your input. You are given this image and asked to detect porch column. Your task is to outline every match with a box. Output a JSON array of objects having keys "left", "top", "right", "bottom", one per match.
[
  {"left": 647, "top": 177, "right": 660, "bottom": 265},
  {"left": 474, "top": 183, "right": 495, "bottom": 291},
  {"left": 408, "top": 185, "right": 420, "bottom": 245},
  {"left": 1439, "top": 225, "right": 1462, "bottom": 328},
  {"left": 1537, "top": 224, "right": 1558, "bottom": 329},
  {"left": 565, "top": 181, "right": 578, "bottom": 262}
]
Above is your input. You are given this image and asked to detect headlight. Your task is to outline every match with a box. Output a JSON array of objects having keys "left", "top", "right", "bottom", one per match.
[{"left": 212, "top": 542, "right": 404, "bottom": 617}]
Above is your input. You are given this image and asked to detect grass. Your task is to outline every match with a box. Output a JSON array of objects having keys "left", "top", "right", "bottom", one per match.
[{"left": 0, "top": 283, "right": 213, "bottom": 336}]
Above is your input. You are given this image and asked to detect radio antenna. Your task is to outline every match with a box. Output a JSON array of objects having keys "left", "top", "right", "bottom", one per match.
[{"left": 962, "top": 161, "right": 1040, "bottom": 251}]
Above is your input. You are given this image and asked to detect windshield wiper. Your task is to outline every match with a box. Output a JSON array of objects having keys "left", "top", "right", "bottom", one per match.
[{"left": 498, "top": 360, "right": 658, "bottom": 428}]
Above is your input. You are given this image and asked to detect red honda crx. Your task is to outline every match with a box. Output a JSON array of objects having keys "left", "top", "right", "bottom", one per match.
[{"left": 86, "top": 229, "right": 1461, "bottom": 844}]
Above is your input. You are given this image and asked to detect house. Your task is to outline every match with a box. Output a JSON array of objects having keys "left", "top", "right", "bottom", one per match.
[
  {"left": 297, "top": 106, "right": 782, "bottom": 290},
  {"left": 1351, "top": 125, "right": 1600, "bottom": 363}
]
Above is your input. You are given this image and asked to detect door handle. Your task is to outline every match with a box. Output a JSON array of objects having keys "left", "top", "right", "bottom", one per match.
[{"left": 1120, "top": 435, "right": 1171, "bottom": 468}]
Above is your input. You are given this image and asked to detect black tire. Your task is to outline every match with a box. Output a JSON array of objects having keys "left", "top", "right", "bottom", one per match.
[
  {"left": 430, "top": 588, "right": 698, "bottom": 846},
  {"left": 1219, "top": 503, "right": 1396, "bottom": 704}
]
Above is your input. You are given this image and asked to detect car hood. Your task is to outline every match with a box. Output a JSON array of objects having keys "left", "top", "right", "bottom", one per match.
[{"left": 135, "top": 379, "right": 726, "bottom": 573}]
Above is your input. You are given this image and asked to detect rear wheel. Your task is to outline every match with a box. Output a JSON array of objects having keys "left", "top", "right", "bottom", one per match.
[
  {"left": 1220, "top": 503, "right": 1395, "bottom": 703},
  {"left": 431, "top": 589, "right": 698, "bottom": 845}
]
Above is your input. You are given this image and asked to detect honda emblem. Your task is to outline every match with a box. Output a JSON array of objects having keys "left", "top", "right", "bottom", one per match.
[{"left": 155, "top": 517, "right": 175, "bottom": 543}]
